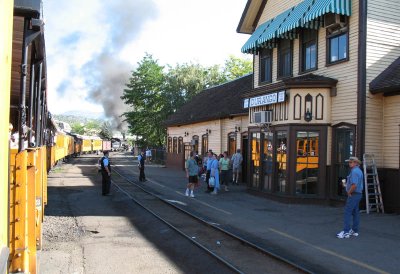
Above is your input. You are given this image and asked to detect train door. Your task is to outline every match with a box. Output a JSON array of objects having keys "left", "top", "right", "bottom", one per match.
[{"left": 262, "top": 131, "right": 273, "bottom": 192}]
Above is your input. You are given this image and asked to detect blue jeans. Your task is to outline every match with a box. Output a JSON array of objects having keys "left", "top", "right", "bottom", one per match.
[{"left": 343, "top": 193, "right": 362, "bottom": 232}]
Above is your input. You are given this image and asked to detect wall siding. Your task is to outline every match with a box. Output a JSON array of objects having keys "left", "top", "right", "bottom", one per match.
[
  {"left": 366, "top": 0, "right": 400, "bottom": 167},
  {"left": 383, "top": 96, "right": 400, "bottom": 169},
  {"left": 167, "top": 115, "right": 248, "bottom": 156}
]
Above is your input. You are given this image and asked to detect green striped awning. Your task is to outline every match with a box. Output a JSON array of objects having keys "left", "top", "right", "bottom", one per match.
[
  {"left": 303, "top": 0, "right": 351, "bottom": 25},
  {"left": 241, "top": 19, "right": 273, "bottom": 53},
  {"left": 240, "top": 0, "right": 351, "bottom": 54},
  {"left": 276, "top": 0, "right": 315, "bottom": 37},
  {"left": 256, "top": 7, "right": 294, "bottom": 47}
]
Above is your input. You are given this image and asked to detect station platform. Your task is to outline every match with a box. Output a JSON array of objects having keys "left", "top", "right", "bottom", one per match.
[{"left": 134, "top": 156, "right": 400, "bottom": 274}]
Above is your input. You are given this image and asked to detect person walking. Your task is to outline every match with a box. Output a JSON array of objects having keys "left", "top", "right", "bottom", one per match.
[
  {"left": 231, "top": 149, "right": 243, "bottom": 184},
  {"left": 138, "top": 151, "right": 147, "bottom": 182},
  {"left": 210, "top": 153, "right": 220, "bottom": 195},
  {"left": 185, "top": 151, "right": 198, "bottom": 198},
  {"left": 100, "top": 151, "right": 112, "bottom": 196},
  {"left": 219, "top": 151, "right": 230, "bottom": 191},
  {"left": 337, "top": 156, "right": 364, "bottom": 239}
]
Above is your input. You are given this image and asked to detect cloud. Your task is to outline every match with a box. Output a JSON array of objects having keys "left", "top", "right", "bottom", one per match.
[{"left": 44, "top": 0, "right": 158, "bottom": 130}]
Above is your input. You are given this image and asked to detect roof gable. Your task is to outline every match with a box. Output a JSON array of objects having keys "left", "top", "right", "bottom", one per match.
[{"left": 370, "top": 57, "right": 400, "bottom": 95}]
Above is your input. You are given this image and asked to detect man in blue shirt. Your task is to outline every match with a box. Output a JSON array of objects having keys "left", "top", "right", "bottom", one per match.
[
  {"left": 100, "top": 151, "right": 112, "bottom": 196},
  {"left": 138, "top": 151, "right": 146, "bottom": 182},
  {"left": 337, "top": 156, "right": 364, "bottom": 238}
]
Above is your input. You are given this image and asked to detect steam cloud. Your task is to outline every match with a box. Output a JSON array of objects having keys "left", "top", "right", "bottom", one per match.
[{"left": 83, "top": 0, "right": 158, "bottom": 131}]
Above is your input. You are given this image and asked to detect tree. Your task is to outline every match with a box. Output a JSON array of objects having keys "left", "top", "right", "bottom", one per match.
[
  {"left": 121, "top": 54, "right": 167, "bottom": 147},
  {"left": 223, "top": 55, "right": 253, "bottom": 80},
  {"left": 122, "top": 54, "right": 252, "bottom": 147},
  {"left": 99, "top": 121, "right": 113, "bottom": 140},
  {"left": 71, "top": 123, "right": 85, "bottom": 135}
]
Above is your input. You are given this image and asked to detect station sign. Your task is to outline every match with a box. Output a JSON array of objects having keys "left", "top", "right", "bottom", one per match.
[{"left": 243, "top": 90, "right": 286, "bottom": 109}]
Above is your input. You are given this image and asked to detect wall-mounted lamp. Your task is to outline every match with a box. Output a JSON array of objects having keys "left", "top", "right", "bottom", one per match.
[
  {"left": 206, "top": 128, "right": 211, "bottom": 135},
  {"left": 304, "top": 94, "right": 313, "bottom": 122},
  {"left": 184, "top": 131, "right": 189, "bottom": 137},
  {"left": 235, "top": 126, "right": 241, "bottom": 133}
]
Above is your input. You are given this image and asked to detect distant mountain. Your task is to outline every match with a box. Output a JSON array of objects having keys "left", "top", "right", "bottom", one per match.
[
  {"left": 61, "top": 110, "right": 105, "bottom": 119},
  {"left": 53, "top": 113, "right": 104, "bottom": 126}
]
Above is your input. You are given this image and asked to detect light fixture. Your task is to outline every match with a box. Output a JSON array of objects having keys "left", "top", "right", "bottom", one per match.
[
  {"left": 184, "top": 132, "right": 189, "bottom": 137},
  {"left": 235, "top": 126, "right": 241, "bottom": 133},
  {"left": 304, "top": 94, "right": 312, "bottom": 122},
  {"left": 206, "top": 128, "right": 211, "bottom": 135}
]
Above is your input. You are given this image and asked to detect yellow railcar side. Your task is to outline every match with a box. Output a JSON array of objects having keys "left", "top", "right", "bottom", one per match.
[
  {"left": 92, "top": 139, "right": 103, "bottom": 152},
  {"left": 1, "top": 0, "right": 14, "bottom": 272}
]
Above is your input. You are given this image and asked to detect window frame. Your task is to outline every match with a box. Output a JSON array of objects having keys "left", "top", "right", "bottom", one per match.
[
  {"left": 277, "top": 39, "right": 293, "bottom": 79},
  {"left": 259, "top": 48, "right": 273, "bottom": 84},
  {"left": 299, "top": 29, "right": 318, "bottom": 73},
  {"left": 326, "top": 26, "right": 349, "bottom": 66}
]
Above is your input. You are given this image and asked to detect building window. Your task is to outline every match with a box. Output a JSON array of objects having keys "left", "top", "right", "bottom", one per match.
[
  {"left": 326, "top": 19, "right": 349, "bottom": 65},
  {"left": 173, "top": 137, "right": 177, "bottom": 154},
  {"left": 300, "top": 29, "right": 317, "bottom": 72},
  {"left": 260, "top": 48, "right": 272, "bottom": 83},
  {"left": 192, "top": 135, "right": 199, "bottom": 154},
  {"left": 278, "top": 39, "right": 292, "bottom": 78},
  {"left": 201, "top": 134, "right": 208, "bottom": 156},
  {"left": 228, "top": 132, "right": 236, "bottom": 156},
  {"left": 295, "top": 131, "right": 319, "bottom": 195},
  {"left": 276, "top": 131, "right": 287, "bottom": 193},
  {"left": 178, "top": 137, "right": 183, "bottom": 153},
  {"left": 167, "top": 137, "right": 172, "bottom": 153}
]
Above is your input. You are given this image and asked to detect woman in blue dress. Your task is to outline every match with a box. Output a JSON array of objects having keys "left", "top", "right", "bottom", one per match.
[{"left": 210, "top": 153, "right": 220, "bottom": 194}]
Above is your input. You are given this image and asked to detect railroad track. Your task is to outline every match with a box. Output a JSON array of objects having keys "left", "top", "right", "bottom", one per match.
[{"left": 110, "top": 157, "right": 312, "bottom": 274}]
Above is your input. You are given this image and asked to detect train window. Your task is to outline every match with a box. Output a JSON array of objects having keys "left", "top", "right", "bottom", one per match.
[{"left": 295, "top": 131, "right": 319, "bottom": 195}]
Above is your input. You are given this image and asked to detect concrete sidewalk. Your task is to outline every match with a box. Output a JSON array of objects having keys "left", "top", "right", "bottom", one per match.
[{"left": 129, "top": 157, "right": 400, "bottom": 274}]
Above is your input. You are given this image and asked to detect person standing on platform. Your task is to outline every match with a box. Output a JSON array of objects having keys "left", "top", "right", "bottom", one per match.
[
  {"left": 145, "top": 147, "right": 152, "bottom": 164},
  {"left": 205, "top": 151, "right": 213, "bottom": 192},
  {"left": 185, "top": 151, "right": 198, "bottom": 198},
  {"left": 100, "top": 151, "right": 112, "bottom": 196},
  {"left": 210, "top": 153, "right": 220, "bottom": 195},
  {"left": 337, "top": 156, "right": 364, "bottom": 239},
  {"left": 138, "top": 150, "right": 147, "bottom": 182},
  {"left": 219, "top": 151, "right": 230, "bottom": 191},
  {"left": 231, "top": 149, "right": 243, "bottom": 184}
]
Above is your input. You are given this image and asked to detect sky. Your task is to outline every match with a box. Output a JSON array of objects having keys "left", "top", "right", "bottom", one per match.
[{"left": 43, "top": 0, "right": 251, "bottom": 129}]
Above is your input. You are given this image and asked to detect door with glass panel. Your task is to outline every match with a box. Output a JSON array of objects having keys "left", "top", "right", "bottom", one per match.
[
  {"left": 295, "top": 131, "right": 319, "bottom": 195},
  {"left": 334, "top": 128, "right": 353, "bottom": 196},
  {"left": 262, "top": 131, "right": 273, "bottom": 191},
  {"left": 276, "top": 131, "right": 287, "bottom": 193},
  {"left": 250, "top": 132, "right": 261, "bottom": 189}
]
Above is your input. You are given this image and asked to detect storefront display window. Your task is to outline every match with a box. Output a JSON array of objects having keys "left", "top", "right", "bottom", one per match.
[
  {"left": 276, "top": 131, "right": 287, "bottom": 193},
  {"left": 295, "top": 131, "right": 319, "bottom": 195},
  {"left": 251, "top": 132, "right": 261, "bottom": 189},
  {"left": 263, "top": 131, "right": 273, "bottom": 191}
]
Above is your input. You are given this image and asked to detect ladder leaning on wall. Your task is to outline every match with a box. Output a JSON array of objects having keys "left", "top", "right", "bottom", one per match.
[{"left": 363, "top": 154, "right": 384, "bottom": 214}]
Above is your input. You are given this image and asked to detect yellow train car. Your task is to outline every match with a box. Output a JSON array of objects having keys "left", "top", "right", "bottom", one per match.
[
  {"left": 81, "top": 136, "right": 92, "bottom": 153},
  {"left": 1, "top": 0, "right": 14, "bottom": 272},
  {"left": 92, "top": 137, "right": 103, "bottom": 152},
  {"left": 6, "top": 1, "right": 48, "bottom": 272}
]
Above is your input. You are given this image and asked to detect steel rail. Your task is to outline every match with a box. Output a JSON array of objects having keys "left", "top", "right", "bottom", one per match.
[{"left": 111, "top": 162, "right": 312, "bottom": 274}]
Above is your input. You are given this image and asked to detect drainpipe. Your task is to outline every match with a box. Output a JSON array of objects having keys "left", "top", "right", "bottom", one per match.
[{"left": 357, "top": 0, "right": 367, "bottom": 159}]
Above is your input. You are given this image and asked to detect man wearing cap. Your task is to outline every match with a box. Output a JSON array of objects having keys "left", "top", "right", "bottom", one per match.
[
  {"left": 100, "top": 151, "right": 112, "bottom": 196},
  {"left": 337, "top": 156, "right": 364, "bottom": 239}
]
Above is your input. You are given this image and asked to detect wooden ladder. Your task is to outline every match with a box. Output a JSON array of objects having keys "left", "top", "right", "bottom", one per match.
[{"left": 363, "top": 154, "right": 384, "bottom": 214}]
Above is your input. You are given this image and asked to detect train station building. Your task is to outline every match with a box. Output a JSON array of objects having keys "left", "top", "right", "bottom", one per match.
[{"left": 165, "top": 0, "right": 400, "bottom": 213}]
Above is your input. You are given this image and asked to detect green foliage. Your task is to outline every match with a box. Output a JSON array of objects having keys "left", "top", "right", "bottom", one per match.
[
  {"left": 99, "top": 121, "right": 113, "bottom": 140},
  {"left": 122, "top": 53, "right": 253, "bottom": 147},
  {"left": 71, "top": 123, "right": 85, "bottom": 135},
  {"left": 223, "top": 55, "right": 253, "bottom": 80}
]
